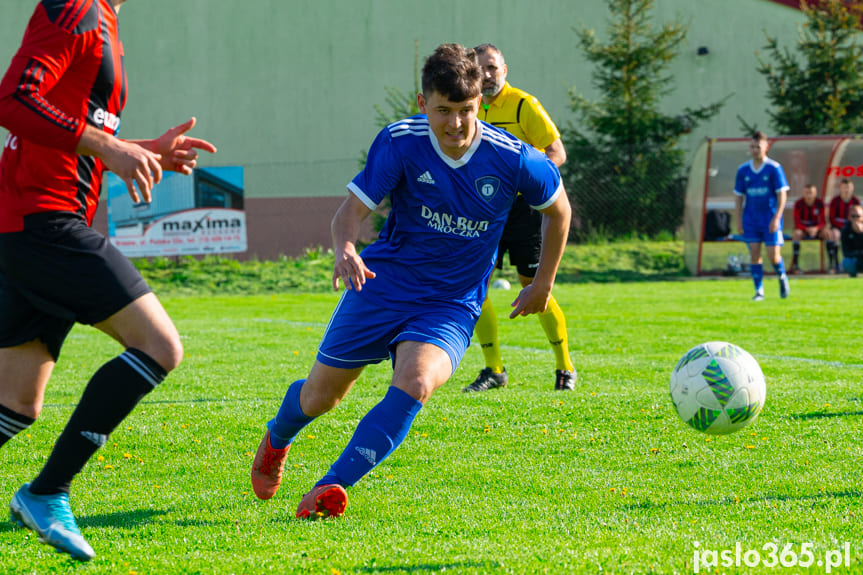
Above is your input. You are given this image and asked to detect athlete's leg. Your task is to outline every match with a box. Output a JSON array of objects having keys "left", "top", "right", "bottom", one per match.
[
  {"left": 766, "top": 243, "right": 789, "bottom": 298},
  {"left": 252, "top": 362, "right": 364, "bottom": 500},
  {"left": 29, "top": 294, "right": 176, "bottom": 495},
  {"left": 474, "top": 296, "right": 504, "bottom": 372},
  {"left": 748, "top": 242, "right": 764, "bottom": 298},
  {"left": 791, "top": 229, "right": 803, "bottom": 272},
  {"left": 0, "top": 341, "right": 54, "bottom": 447},
  {"left": 94, "top": 292, "right": 183, "bottom": 371},
  {"left": 315, "top": 341, "right": 447, "bottom": 488},
  {"left": 827, "top": 228, "right": 841, "bottom": 271},
  {"left": 521, "top": 272, "right": 575, "bottom": 374},
  {"left": 299, "top": 361, "right": 365, "bottom": 417}
]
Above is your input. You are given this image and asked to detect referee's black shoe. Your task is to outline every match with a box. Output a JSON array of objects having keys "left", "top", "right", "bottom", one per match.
[
  {"left": 555, "top": 369, "right": 577, "bottom": 391},
  {"left": 463, "top": 367, "right": 508, "bottom": 392}
]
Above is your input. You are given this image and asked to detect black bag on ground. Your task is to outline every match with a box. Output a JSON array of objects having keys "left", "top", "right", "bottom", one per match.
[{"left": 705, "top": 210, "right": 730, "bottom": 240}]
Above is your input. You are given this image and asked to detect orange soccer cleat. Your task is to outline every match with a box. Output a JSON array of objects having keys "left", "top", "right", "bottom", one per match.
[
  {"left": 295, "top": 484, "right": 348, "bottom": 520},
  {"left": 250, "top": 430, "right": 290, "bottom": 500}
]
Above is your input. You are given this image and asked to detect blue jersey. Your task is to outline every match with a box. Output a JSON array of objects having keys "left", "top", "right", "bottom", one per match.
[
  {"left": 733, "top": 158, "right": 789, "bottom": 232},
  {"left": 347, "top": 115, "right": 562, "bottom": 317}
]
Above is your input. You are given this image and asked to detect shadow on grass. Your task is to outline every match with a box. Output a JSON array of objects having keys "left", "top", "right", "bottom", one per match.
[
  {"left": 77, "top": 508, "right": 170, "bottom": 530},
  {"left": 622, "top": 490, "right": 862, "bottom": 511},
  {"left": 556, "top": 270, "right": 688, "bottom": 284},
  {"left": 787, "top": 410, "right": 863, "bottom": 420},
  {"left": 352, "top": 561, "right": 502, "bottom": 573}
]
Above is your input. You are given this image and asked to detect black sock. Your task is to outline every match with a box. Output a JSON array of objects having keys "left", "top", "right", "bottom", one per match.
[
  {"left": 792, "top": 242, "right": 800, "bottom": 266},
  {"left": 29, "top": 349, "right": 166, "bottom": 495},
  {"left": 0, "top": 403, "right": 35, "bottom": 449},
  {"left": 827, "top": 242, "right": 837, "bottom": 267}
]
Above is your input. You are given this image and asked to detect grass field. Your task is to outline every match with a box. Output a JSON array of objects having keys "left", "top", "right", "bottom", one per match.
[{"left": 1, "top": 272, "right": 862, "bottom": 574}]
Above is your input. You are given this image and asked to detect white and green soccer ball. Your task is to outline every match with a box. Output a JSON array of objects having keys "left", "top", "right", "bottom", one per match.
[{"left": 669, "top": 342, "right": 766, "bottom": 435}]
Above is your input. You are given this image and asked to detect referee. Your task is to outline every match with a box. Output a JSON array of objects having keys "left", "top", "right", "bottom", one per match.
[{"left": 463, "top": 43, "right": 576, "bottom": 392}]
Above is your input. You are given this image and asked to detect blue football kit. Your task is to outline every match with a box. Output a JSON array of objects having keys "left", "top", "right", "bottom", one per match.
[
  {"left": 734, "top": 157, "right": 789, "bottom": 245},
  {"left": 733, "top": 156, "right": 790, "bottom": 299},
  {"left": 317, "top": 116, "right": 562, "bottom": 372}
]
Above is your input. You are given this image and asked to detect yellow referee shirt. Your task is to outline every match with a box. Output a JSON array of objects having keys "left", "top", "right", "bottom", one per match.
[{"left": 477, "top": 82, "right": 560, "bottom": 151}]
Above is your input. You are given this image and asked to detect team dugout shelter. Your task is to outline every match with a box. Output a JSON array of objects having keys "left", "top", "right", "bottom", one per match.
[{"left": 684, "top": 135, "right": 863, "bottom": 276}]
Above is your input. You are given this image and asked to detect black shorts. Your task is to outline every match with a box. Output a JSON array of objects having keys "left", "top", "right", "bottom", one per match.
[
  {"left": 0, "top": 212, "right": 151, "bottom": 360},
  {"left": 496, "top": 195, "right": 542, "bottom": 278}
]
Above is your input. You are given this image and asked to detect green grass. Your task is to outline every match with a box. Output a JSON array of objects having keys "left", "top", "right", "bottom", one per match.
[
  {"left": 131, "top": 240, "right": 688, "bottom": 297},
  {"left": 2, "top": 264, "right": 862, "bottom": 573}
]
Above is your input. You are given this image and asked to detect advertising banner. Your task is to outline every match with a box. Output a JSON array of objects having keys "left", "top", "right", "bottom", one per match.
[{"left": 107, "top": 166, "right": 245, "bottom": 257}]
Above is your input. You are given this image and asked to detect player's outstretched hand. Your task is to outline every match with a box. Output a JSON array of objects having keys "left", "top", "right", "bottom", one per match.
[
  {"left": 149, "top": 117, "right": 217, "bottom": 175},
  {"left": 333, "top": 249, "right": 376, "bottom": 291},
  {"left": 509, "top": 282, "right": 551, "bottom": 319},
  {"left": 100, "top": 137, "right": 163, "bottom": 204}
]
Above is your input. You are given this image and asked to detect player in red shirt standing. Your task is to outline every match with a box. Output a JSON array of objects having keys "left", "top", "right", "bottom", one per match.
[
  {"left": 827, "top": 178, "right": 860, "bottom": 273},
  {"left": 790, "top": 184, "right": 829, "bottom": 274},
  {"left": 0, "top": 0, "right": 216, "bottom": 561}
]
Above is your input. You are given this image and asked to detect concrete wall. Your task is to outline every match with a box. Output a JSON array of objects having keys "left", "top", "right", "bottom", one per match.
[{"left": 1, "top": 0, "right": 809, "bottom": 257}]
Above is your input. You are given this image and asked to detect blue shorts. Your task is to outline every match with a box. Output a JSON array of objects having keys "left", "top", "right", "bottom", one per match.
[
  {"left": 742, "top": 228, "right": 785, "bottom": 247},
  {"left": 316, "top": 290, "right": 475, "bottom": 375}
]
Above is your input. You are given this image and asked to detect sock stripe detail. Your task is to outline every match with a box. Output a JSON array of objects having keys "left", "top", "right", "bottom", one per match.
[
  {"left": 0, "top": 407, "right": 34, "bottom": 438},
  {"left": 120, "top": 350, "right": 165, "bottom": 388},
  {"left": 0, "top": 419, "right": 21, "bottom": 438}
]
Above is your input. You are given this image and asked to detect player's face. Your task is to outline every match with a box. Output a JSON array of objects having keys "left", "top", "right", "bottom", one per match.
[
  {"left": 478, "top": 50, "right": 507, "bottom": 97},
  {"left": 749, "top": 138, "right": 768, "bottom": 161},
  {"left": 850, "top": 207, "right": 863, "bottom": 228},
  {"left": 803, "top": 186, "right": 817, "bottom": 204},
  {"left": 418, "top": 91, "right": 480, "bottom": 160},
  {"left": 840, "top": 182, "right": 854, "bottom": 199}
]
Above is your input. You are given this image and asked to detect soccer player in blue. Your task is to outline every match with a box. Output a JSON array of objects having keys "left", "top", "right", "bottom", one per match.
[
  {"left": 249, "top": 43, "right": 571, "bottom": 519},
  {"left": 734, "top": 131, "right": 790, "bottom": 301}
]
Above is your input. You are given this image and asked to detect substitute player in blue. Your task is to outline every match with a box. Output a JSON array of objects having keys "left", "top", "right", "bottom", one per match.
[
  {"left": 734, "top": 131, "right": 790, "bottom": 301},
  {"left": 249, "top": 43, "right": 571, "bottom": 519}
]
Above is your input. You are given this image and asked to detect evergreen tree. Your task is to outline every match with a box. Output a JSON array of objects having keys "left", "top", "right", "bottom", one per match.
[
  {"left": 758, "top": 0, "right": 863, "bottom": 135},
  {"left": 562, "top": 0, "right": 724, "bottom": 240}
]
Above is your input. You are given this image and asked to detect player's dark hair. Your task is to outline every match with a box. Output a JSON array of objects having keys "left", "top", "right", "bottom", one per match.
[
  {"left": 421, "top": 43, "right": 481, "bottom": 102},
  {"left": 840, "top": 178, "right": 853, "bottom": 186},
  {"left": 474, "top": 43, "right": 502, "bottom": 57},
  {"left": 752, "top": 130, "right": 769, "bottom": 142}
]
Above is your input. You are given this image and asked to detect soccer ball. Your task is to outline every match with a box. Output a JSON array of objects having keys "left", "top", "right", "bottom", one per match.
[
  {"left": 491, "top": 278, "right": 511, "bottom": 290},
  {"left": 669, "top": 342, "right": 766, "bottom": 435}
]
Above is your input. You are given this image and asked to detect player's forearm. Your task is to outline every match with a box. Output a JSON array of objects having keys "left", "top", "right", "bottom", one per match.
[
  {"left": 534, "top": 198, "right": 572, "bottom": 291},
  {"left": 75, "top": 125, "right": 118, "bottom": 158},
  {"left": 734, "top": 196, "right": 744, "bottom": 231},
  {"left": 331, "top": 194, "right": 371, "bottom": 259},
  {"left": 775, "top": 191, "right": 787, "bottom": 218}
]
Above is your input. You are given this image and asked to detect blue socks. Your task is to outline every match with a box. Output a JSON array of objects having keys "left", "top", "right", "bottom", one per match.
[
  {"left": 751, "top": 263, "right": 764, "bottom": 294},
  {"left": 773, "top": 258, "right": 786, "bottom": 277},
  {"left": 267, "top": 379, "right": 314, "bottom": 449},
  {"left": 316, "top": 386, "right": 422, "bottom": 488}
]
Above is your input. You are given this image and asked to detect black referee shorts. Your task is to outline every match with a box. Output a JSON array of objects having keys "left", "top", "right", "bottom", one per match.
[
  {"left": 496, "top": 194, "right": 543, "bottom": 278},
  {"left": 0, "top": 212, "right": 151, "bottom": 360}
]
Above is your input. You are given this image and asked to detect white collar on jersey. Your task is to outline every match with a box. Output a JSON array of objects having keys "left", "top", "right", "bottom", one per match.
[
  {"left": 428, "top": 120, "right": 483, "bottom": 169},
  {"left": 748, "top": 157, "right": 772, "bottom": 174}
]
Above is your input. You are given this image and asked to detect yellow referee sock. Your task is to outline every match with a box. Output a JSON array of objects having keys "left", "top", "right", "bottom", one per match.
[
  {"left": 538, "top": 295, "right": 574, "bottom": 372},
  {"left": 474, "top": 297, "right": 504, "bottom": 373}
]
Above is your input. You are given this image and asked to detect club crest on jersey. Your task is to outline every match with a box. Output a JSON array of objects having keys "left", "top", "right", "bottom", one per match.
[{"left": 475, "top": 176, "right": 501, "bottom": 200}]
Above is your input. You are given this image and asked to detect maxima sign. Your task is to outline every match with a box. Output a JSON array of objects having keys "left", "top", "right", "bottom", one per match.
[{"left": 110, "top": 208, "right": 247, "bottom": 257}]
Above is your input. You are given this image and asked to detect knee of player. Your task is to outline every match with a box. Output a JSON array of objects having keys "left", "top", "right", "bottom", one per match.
[
  {"left": 395, "top": 378, "right": 437, "bottom": 404},
  {"left": 144, "top": 336, "right": 184, "bottom": 373},
  {"left": 2, "top": 397, "right": 42, "bottom": 420},
  {"left": 302, "top": 391, "right": 343, "bottom": 417}
]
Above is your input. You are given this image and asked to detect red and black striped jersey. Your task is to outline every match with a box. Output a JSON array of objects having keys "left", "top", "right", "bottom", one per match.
[
  {"left": 0, "top": 0, "right": 126, "bottom": 232},
  {"left": 829, "top": 195, "right": 861, "bottom": 230},
  {"left": 793, "top": 197, "right": 825, "bottom": 231}
]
